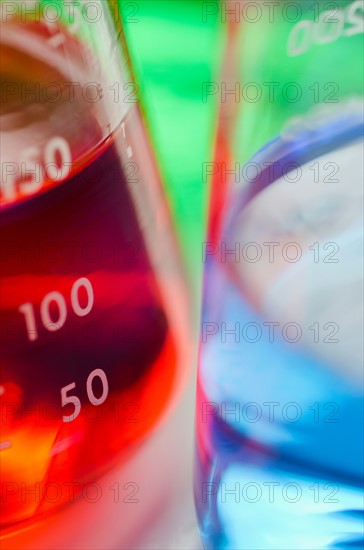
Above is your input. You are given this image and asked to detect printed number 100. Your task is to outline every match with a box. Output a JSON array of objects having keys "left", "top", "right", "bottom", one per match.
[
  {"left": 17, "top": 277, "right": 110, "bottom": 423},
  {"left": 18, "top": 277, "right": 94, "bottom": 342}
]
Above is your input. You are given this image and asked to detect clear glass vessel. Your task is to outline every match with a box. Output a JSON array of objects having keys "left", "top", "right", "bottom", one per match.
[
  {"left": 195, "top": 1, "right": 364, "bottom": 548},
  {"left": 0, "top": 0, "right": 190, "bottom": 533}
]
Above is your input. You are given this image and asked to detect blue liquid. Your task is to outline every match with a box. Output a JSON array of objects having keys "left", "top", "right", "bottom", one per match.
[
  {"left": 196, "top": 275, "right": 363, "bottom": 549},
  {"left": 196, "top": 118, "right": 364, "bottom": 549}
]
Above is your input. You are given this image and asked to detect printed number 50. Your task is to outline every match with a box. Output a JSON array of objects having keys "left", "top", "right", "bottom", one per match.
[{"left": 61, "top": 368, "right": 109, "bottom": 423}]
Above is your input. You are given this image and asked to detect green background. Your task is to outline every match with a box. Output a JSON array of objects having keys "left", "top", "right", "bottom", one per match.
[
  {"left": 122, "top": 0, "right": 223, "bottom": 304},
  {"left": 122, "top": 0, "right": 364, "bottom": 307}
]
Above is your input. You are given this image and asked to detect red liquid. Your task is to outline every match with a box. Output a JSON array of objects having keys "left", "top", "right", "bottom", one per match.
[
  {"left": 0, "top": 20, "right": 183, "bottom": 531},
  {"left": 0, "top": 126, "right": 179, "bottom": 530}
]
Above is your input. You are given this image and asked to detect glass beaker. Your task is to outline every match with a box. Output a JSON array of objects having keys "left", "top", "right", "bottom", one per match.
[
  {"left": 196, "top": 1, "right": 363, "bottom": 548},
  {"left": 0, "top": 0, "right": 190, "bottom": 533}
]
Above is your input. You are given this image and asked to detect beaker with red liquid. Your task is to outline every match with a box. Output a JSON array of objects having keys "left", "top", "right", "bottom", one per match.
[{"left": 0, "top": 0, "right": 190, "bottom": 534}]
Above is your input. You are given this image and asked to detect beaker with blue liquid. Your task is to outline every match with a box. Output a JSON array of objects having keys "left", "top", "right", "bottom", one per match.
[{"left": 195, "top": 2, "right": 364, "bottom": 548}]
